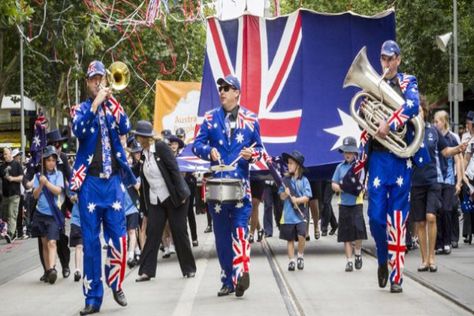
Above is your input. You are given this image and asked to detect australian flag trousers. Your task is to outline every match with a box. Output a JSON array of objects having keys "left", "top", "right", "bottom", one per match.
[
  {"left": 78, "top": 174, "right": 127, "bottom": 308},
  {"left": 208, "top": 199, "right": 252, "bottom": 289},
  {"left": 367, "top": 151, "right": 411, "bottom": 286}
]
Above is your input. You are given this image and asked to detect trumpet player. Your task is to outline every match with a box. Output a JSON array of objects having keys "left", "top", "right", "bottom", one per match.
[
  {"left": 70, "top": 60, "right": 136, "bottom": 315},
  {"left": 365, "top": 40, "right": 420, "bottom": 294}
]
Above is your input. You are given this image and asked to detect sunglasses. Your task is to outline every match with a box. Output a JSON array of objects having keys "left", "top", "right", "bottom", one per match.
[{"left": 218, "top": 85, "right": 235, "bottom": 92}]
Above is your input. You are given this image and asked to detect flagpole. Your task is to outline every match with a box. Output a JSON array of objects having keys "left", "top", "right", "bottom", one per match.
[{"left": 20, "top": 25, "right": 26, "bottom": 162}]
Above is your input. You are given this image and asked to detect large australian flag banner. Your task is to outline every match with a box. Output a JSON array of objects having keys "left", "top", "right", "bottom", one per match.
[{"left": 198, "top": 9, "right": 395, "bottom": 178}]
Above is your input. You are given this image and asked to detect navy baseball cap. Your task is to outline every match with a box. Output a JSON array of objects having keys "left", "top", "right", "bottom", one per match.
[
  {"left": 217, "top": 75, "right": 241, "bottom": 91},
  {"left": 466, "top": 111, "right": 474, "bottom": 122},
  {"left": 380, "top": 40, "right": 400, "bottom": 57},
  {"left": 86, "top": 60, "right": 106, "bottom": 78}
]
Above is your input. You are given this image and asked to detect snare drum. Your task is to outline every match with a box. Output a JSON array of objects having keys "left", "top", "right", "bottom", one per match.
[{"left": 205, "top": 178, "right": 244, "bottom": 203}]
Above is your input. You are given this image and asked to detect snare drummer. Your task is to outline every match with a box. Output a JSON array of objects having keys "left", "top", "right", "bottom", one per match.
[{"left": 193, "top": 75, "right": 263, "bottom": 297}]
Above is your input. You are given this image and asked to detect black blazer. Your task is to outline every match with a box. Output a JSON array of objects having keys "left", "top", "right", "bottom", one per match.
[{"left": 139, "top": 140, "right": 190, "bottom": 210}]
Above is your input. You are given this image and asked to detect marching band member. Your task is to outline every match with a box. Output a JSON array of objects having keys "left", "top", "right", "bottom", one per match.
[
  {"left": 71, "top": 60, "right": 136, "bottom": 315},
  {"left": 193, "top": 75, "right": 263, "bottom": 297},
  {"left": 364, "top": 40, "right": 420, "bottom": 293}
]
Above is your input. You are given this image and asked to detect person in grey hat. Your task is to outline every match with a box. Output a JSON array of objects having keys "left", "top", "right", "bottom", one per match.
[
  {"left": 31, "top": 145, "right": 64, "bottom": 284},
  {"left": 331, "top": 137, "right": 367, "bottom": 272}
]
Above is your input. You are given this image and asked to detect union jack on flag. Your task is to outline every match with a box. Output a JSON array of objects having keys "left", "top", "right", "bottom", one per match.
[
  {"left": 232, "top": 227, "right": 250, "bottom": 286},
  {"left": 107, "top": 96, "right": 125, "bottom": 122},
  {"left": 387, "top": 210, "right": 407, "bottom": 285},
  {"left": 106, "top": 236, "right": 127, "bottom": 291}
]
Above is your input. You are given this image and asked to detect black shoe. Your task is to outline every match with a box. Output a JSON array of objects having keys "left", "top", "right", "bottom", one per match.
[
  {"left": 443, "top": 246, "right": 451, "bottom": 255},
  {"left": 4, "top": 233, "right": 11, "bottom": 244},
  {"left": 329, "top": 225, "right": 338, "bottom": 236},
  {"left": 62, "top": 267, "right": 71, "bottom": 278},
  {"left": 435, "top": 248, "right": 444, "bottom": 255},
  {"left": 354, "top": 255, "right": 363, "bottom": 270},
  {"left": 452, "top": 241, "right": 459, "bottom": 249},
  {"left": 112, "top": 289, "right": 127, "bottom": 307},
  {"left": 345, "top": 261, "right": 353, "bottom": 272},
  {"left": 321, "top": 230, "right": 328, "bottom": 237},
  {"left": 235, "top": 272, "right": 250, "bottom": 297},
  {"left": 40, "top": 273, "right": 48, "bottom": 282},
  {"left": 135, "top": 275, "right": 151, "bottom": 282},
  {"left": 79, "top": 305, "right": 100, "bottom": 315},
  {"left": 184, "top": 272, "right": 196, "bottom": 278},
  {"left": 127, "top": 258, "right": 137, "bottom": 269},
  {"left": 74, "top": 271, "right": 82, "bottom": 282},
  {"left": 297, "top": 257, "right": 304, "bottom": 270},
  {"left": 377, "top": 264, "right": 388, "bottom": 288},
  {"left": 192, "top": 240, "right": 199, "bottom": 247},
  {"left": 314, "top": 232, "right": 320, "bottom": 240},
  {"left": 257, "top": 229, "right": 264, "bottom": 242},
  {"left": 47, "top": 268, "right": 58, "bottom": 284},
  {"left": 390, "top": 283, "right": 403, "bottom": 293},
  {"left": 204, "top": 226, "right": 213, "bottom": 233},
  {"left": 305, "top": 235, "right": 310, "bottom": 241},
  {"left": 429, "top": 264, "right": 438, "bottom": 272},
  {"left": 248, "top": 235, "right": 254, "bottom": 243},
  {"left": 217, "top": 285, "right": 234, "bottom": 297},
  {"left": 288, "top": 261, "right": 296, "bottom": 271}
]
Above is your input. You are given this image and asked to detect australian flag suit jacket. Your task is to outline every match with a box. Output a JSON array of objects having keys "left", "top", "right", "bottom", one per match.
[
  {"left": 70, "top": 96, "right": 137, "bottom": 192},
  {"left": 193, "top": 106, "right": 264, "bottom": 200}
]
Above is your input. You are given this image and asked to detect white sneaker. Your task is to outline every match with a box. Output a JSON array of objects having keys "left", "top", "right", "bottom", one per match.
[{"left": 169, "top": 245, "right": 176, "bottom": 254}]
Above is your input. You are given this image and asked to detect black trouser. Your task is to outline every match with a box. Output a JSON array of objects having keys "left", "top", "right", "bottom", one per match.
[
  {"left": 320, "top": 180, "right": 337, "bottom": 231},
  {"left": 186, "top": 179, "right": 198, "bottom": 241},
  {"left": 436, "top": 184, "right": 455, "bottom": 249},
  {"left": 38, "top": 231, "right": 70, "bottom": 272},
  {"left": 451, "top": 202, "right": 460, "bottom": 243},
  {"left": 138, "top": 198, "right": 196, "bottom": 277},
  {"left": 463, "top": 212, "right": 474, "bottom": 238}
]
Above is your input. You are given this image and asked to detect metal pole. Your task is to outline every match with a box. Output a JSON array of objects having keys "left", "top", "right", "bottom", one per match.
[
  {"left": 453, "top": 0, "right": 459, "bottom": 133},
  {"left": 19, "top": 25, "right": 25, "bottom": 161},
  {"left": 449, "top": 42, "right": 453, "bottom": 127}
]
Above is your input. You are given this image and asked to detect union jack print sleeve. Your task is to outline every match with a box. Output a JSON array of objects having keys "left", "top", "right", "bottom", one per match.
[
  {"left": 73, "top": 100, "right": 97, "bottom": 140},
  {"left": 192, "top": 112, "right": 214, "bottom": 161},
  {"left": 387, "top": 74, "right": 420, "bottom": 131},
  {"left": 107, "top": 96, "right": 131, "bottom": 135},
  {"left": 249, "top": 119, "right": 263, "bottom": 164}
]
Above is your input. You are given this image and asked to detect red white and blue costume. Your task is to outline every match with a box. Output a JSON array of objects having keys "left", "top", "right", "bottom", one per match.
[
  {"left": 366, "top": 72, "right": 421, "bottom": 286},
  {"left": 71, "top": 96, "right": 136, "bottom": 308},
  {"left": 193, "top": 106, "right": 263, "bottom": 290}
]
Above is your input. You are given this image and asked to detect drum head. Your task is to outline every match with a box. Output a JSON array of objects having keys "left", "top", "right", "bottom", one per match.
[{"left": 210, "top": 164, "right": 236, "bottom": 172}]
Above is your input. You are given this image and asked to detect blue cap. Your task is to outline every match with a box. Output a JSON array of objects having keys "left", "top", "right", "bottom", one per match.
[
  {"left": 217, "top": 75, "right": 241, "bottom": 91},
  {"left": 86, "top": 60, "right": 106, "bottom": 78},
  {"left": 466, "top": 111, "right": 474, "bottom": 122},
  {"left": 380, "top": 40, "right": 400, "bottom": 56}
]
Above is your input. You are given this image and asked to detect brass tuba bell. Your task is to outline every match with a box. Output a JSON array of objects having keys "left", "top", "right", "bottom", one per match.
[
  {"left": 107, "top": 61, "right": 130, "bottom": 91},
  {"left": 343, "top": 47, "right": 424, "bottom": 158}
]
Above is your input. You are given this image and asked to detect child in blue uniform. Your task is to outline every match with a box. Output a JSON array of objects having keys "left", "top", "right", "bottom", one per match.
[
  {"left": 69, "top": 194, "right": 83, "bottom": 282},
  {"left": 331, "top": 137, "right": 367, "bottom": 272},
  {"left": 278, "top": 151, "right": 312, "bottom": 271},
  {"left": 31, "top": 145, "right": 65, "bottom": 284}
]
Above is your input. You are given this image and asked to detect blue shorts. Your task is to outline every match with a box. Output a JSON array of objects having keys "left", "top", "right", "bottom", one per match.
[
  {"left": 126, "top": 213, "right": 139, "bottom": 230},
  {"left": 279, "top": 222, "right": 307, "bottom": 241},
  {"left": 31, "top": 211, "right": 60, "bottom": 241}
]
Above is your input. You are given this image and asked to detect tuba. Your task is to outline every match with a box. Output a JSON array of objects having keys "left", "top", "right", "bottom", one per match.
[
  {"left": 106, "top": 61, "right": 130, "bottom": 91},
  {"left": 343, "top": 47, "right": 424, "bottom": 158}
]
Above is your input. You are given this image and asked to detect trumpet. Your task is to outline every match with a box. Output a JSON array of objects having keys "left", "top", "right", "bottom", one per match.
[{"left": 105, "top": 61, "right": 130, "bottom": 91}]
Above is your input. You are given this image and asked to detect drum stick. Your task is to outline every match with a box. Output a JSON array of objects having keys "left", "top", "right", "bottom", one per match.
[{"left": 229, "top": 142, "right": 257, "bottom": 167}]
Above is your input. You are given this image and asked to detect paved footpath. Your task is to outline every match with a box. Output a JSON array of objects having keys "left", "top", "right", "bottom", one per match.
[{"left": 0, "top": 207, "right": 473, "bottom": 316}]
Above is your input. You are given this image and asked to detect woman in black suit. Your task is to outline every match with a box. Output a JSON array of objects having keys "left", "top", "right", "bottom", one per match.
[{"left": 132, "top": 121, "right": 196, "bottom": 281}]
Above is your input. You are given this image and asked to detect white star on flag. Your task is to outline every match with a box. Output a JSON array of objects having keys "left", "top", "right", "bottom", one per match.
[
  {"left": 116, "top": 152, "right": 121, "bottom": 158},
  {"left": 90, "top": 127, "right": 95, "bottom": 133},
  {"left": 83, "top": 275, "right": 92, "bottom": 294},
  {"left": 112, "top": 201, "right": 122, "bottom": 211},
  {"left": 236, "top": 202, "right": 244, "bottom": 208},
  {"left": 87, "top": 155, "right": 94, "bottom": 165},
  {"left": 219, "top": 140, "right": 224, "bottom": 145},
  {"left": 213, "top": 123, "right": 218, "bottom": 128},
  {"left": 373, "top": 177, "right": 381, "bottom": 189},
  {"left": 324, "top": 108, "right": 362, "bottom": 151},
  {"left": 236, "top": 132, "right": 244, "bottom": 144},
  {"left": 419, "top": 157, "right": 423, "bottom": 163},
  {"left": 33, "top": 136, "right": 41, "bottom": 147},
  {"left": 396, "top": 176, "right": 404, "bottom": 187},
  {"left": 406, "top": 99, "right": 414, "bottom": 108},
  {"left": 87, "top": 202, "right": 96, "bottom": 213},
  {"left": 125, "top": 119, "right": 130, "bottom": 128},
  {"left": 120, "top": 183, "right": 126, "bottom": 192},
  {"left": 214, "top": 203, "right": 222, "bottom": 214},
  {"left": 406, "top": 159, "right": 413, "bottom": 169}
]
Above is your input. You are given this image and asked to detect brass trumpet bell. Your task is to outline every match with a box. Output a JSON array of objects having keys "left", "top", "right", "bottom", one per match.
[{"left": 107, "top": 61, "right": 130, "bottom": 91}]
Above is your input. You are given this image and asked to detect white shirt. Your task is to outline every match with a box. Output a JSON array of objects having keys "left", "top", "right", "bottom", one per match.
[{"left": 143, "top": 144, "right": 170, "bottom": 205}]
